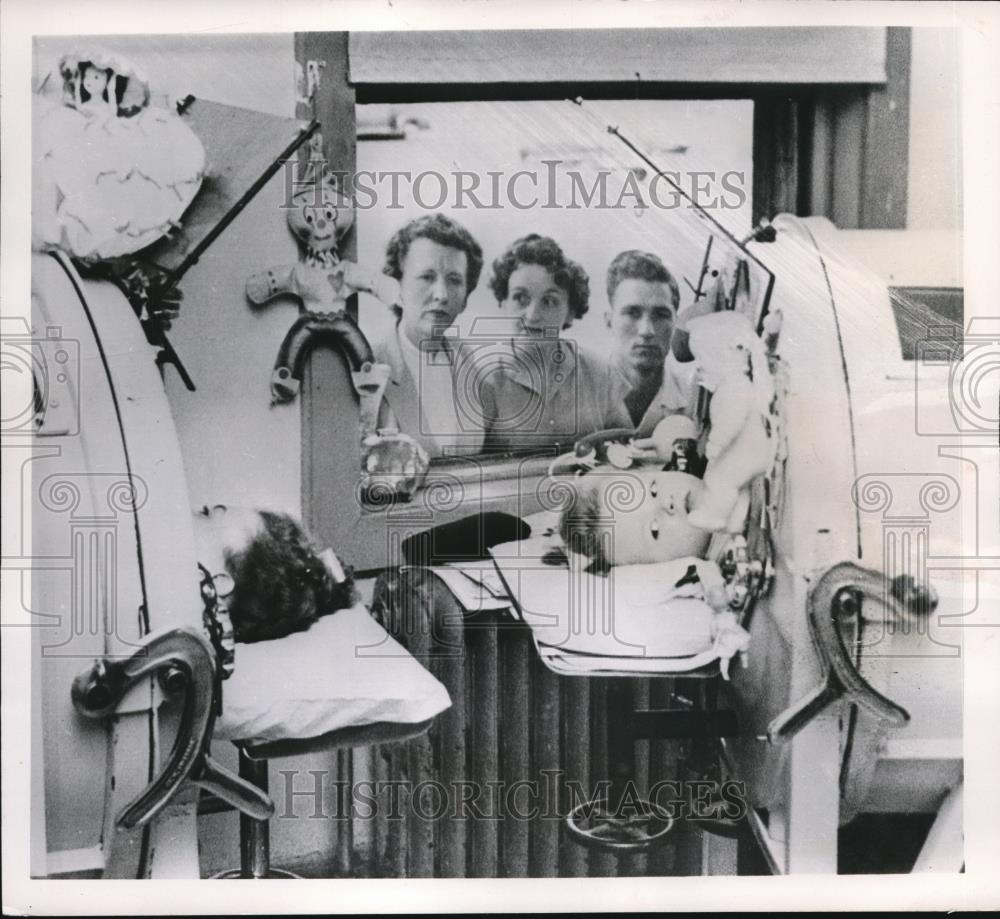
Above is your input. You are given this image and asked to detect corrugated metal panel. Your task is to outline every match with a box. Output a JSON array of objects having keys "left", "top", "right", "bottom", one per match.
[
  {"left": 801, "top": 28, "right": 911, "bottom": 230},
  {"left": 368, "top": 566, "right": 697, "bottom": 878}
]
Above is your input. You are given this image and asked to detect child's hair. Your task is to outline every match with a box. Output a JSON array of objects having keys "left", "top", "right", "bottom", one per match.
[
  {"left": 557, "top": 479, "right": 612, "bottom": 575},
  {"left": 224, "top": 510, "right": 358, "bottom": 643}
]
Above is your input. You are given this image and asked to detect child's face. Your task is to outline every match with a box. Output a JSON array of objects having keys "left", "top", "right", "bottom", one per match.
[
  {"left": 591, "top": 469, "right": 709, "bottom": 566},
  {"left": 192, "top": 505, "right": 264, "bottom": 576}
]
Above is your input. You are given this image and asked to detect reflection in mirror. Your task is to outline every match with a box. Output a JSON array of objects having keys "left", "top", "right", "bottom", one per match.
[{"left": 354, "top": 98, "right": 770, "bottom": 468}]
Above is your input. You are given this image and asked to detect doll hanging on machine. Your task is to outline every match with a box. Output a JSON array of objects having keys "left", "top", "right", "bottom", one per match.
[
  {"left": 246, "top": 140, "right": 427, "bottom": 502},
  {"left": 245, "top": 136, "right": 401, "bottom": 404}
]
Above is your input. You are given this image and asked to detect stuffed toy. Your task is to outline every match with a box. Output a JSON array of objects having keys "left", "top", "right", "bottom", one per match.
[
  {"left": 685, "top": 311, "right": 776, "bottom": 533},
  {"left": 245, "top": 173, "right": 400, "bottom": 315},
  {"left": 246, "top": 165, "right": 426, "bottom": 501}
]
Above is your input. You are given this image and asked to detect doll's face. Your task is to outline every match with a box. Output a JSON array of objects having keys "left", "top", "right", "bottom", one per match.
[
  {"left": 287, "top": 183, "right": 354, "bottom": 253},
  {"left": 82, "top": 65, "right": 109, "bottom": 98},
  {"left": 587, "top": 469, "right": 709, "bottom": 566}
]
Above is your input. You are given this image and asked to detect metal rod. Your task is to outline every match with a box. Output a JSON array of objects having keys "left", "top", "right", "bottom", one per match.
[
  {"left": 164, "top": 117, "right": 321, "bottom": 289},
  {"left": 569, "top": 98, "right": 775, "bottom": 326},
  {"left": 238, "top": 748, "right": 270, "bottom": 879},
  {"left": 468, "top": 609, "right": 499, "bottom": 877}
]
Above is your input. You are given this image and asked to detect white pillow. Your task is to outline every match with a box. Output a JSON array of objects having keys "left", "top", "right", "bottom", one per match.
[{"left": 215, "top": 603, "right": 451, "bottom": 743}]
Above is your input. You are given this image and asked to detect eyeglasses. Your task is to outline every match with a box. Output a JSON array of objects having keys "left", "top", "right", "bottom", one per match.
[
  {"left": 196, "top": 563, "right": 236, "bottom": 694},
  {"left": 198, "top": 564, "right": 235, "bottom": 603}
]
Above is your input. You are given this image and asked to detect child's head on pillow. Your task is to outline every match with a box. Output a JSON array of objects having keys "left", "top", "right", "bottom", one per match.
[
  {"left": 558, "top": 468, "right": 710, "bottom": 573},
  {"left": 194, "top": 506, "right": 358, "bottom": 643}
]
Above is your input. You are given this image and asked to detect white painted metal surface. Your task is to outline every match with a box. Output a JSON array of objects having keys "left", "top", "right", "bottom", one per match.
[
  {"left": 31, "top": 252, "right": 203, "bottom": 877},
  {"left": 727, "top": 217, "right": 966, "bottom": 873}
]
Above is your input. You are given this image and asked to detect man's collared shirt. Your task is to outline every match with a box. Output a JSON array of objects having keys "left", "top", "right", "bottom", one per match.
[{"left": 614, "top": 351, "right": 701, "bottom": 437}]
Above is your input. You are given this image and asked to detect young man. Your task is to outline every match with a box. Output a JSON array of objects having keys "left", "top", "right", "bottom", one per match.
[
  {"left": 373, "top": 213, "right": 485, "bottom": 457},
  {"left": 605, "top": 250, "right": 698, "bottom": 435}
]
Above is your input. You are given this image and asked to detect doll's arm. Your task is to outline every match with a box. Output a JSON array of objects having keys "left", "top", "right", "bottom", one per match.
[
  {"left": 245, "top": 264, "right": 299, "bottom": 306},
  {"left": 341, "top": 262, "right": 402, "bottom": 306},
  {"left": 705, "top": 380, "right": 752, "bottom": 460}
]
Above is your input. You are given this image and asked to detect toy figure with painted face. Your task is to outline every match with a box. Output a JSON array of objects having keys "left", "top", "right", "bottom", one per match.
[
  {"left": 245, "top": 176, "right": 401, "bottom": 315},
  {"left": 684, "top": 311, "right": 776, "bottom": 533},
  {"left": 77, "top": 62, "right": 117, "bottom": 118}
]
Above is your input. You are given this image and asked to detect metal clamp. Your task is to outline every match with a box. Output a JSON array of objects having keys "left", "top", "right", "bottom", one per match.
[
  {"left": 352, "top": 360, "right": 390, "bottom": 440},
  {"left": 718, "top": 534, "right": 767, "bottom": 612},
  {"left": 72, "top": 626, "right": 273, "bottom": 828},
  {"left": 766, "top": 562, "right": 911, "bottom": 744}
]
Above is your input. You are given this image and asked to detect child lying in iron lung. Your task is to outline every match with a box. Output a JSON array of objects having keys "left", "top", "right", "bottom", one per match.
[
  {"left": 542, "top": 434, "right": 750, "bottom": 673},
  {"left": 193, "top": 505, "right": 357, "bottom": 644},
  {"left": 557, "top": 466, "right": 712, "bottom": 574}
]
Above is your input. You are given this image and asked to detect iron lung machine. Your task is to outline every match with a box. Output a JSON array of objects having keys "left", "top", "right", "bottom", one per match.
[
  {"left": 356, "top": 214, "right": 973, "bottom": 876},
  {"left": 23, "top": 204, "right": 976, "bottom": 875},
  {"left": 722, "top": 216, "right": 970, "bottom": 873},
  {"left": 27, "top": 251, "right": 208, "bottom": 878}
]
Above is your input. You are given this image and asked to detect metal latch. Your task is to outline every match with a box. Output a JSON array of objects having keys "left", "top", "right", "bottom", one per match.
[
  {"left": 767, "top": 562, "right": 911, "bottom": 744},
  {"left": 72, "top": 626, "right": 273, "bottom": 828}
]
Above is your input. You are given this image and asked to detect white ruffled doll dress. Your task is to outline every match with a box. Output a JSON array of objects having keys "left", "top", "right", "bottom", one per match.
[{"left": 33, "top": 48, "right": 206, "bottom": 261}]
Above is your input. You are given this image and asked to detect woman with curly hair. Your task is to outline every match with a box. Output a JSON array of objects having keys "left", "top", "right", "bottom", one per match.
[
  {"left": 479, "top": 234, "right": 631, "bottom": 454},
  {"left": 194, "top": 505, "right": 358, "bottom": 644},
  {"left": 373, "top": 213, "right": 486, "bottom": 457}
]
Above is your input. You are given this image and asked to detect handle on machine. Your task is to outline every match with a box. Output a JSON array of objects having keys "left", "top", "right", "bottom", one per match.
[
  {"left": 767, "top": 679, "right": 844, "bottom": 743},
  {"left": 190, "top": 754, "right": 273, "bottom": 821},
  {"left": 72, "top": 626, "right": 275, "bottom": 828},
  {"left": 767, "top": 562, "right": 910, "bottom": 744}
]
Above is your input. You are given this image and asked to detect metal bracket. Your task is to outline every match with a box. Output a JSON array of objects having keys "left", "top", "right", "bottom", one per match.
[
  {"left": 72, "top": 626, "right": 273, "bottom": 828},
  {"left": 766, "top": 562, "right": 911, "bottom": 744},
  {"left": 352, "top": 360, "right": 391, "bottom": 440}
]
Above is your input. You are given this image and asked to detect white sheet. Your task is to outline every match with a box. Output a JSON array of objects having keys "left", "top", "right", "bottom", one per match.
[
  {"left": 216, "top": 603, "right": 452, "bottom": 743},
  {"left": 490, "top": 537, "right": 748, "bottom": 676}
]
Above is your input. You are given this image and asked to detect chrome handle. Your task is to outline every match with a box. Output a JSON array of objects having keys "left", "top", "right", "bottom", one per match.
[
  {"left": 190, "top": 754, "right": 273, "bottom": 821},
  {"left": 767, "top": 562, "right": 910, "bottom": 744},
  {"left": 72, "top": 626, "right": 275, "bottom": 828}
]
